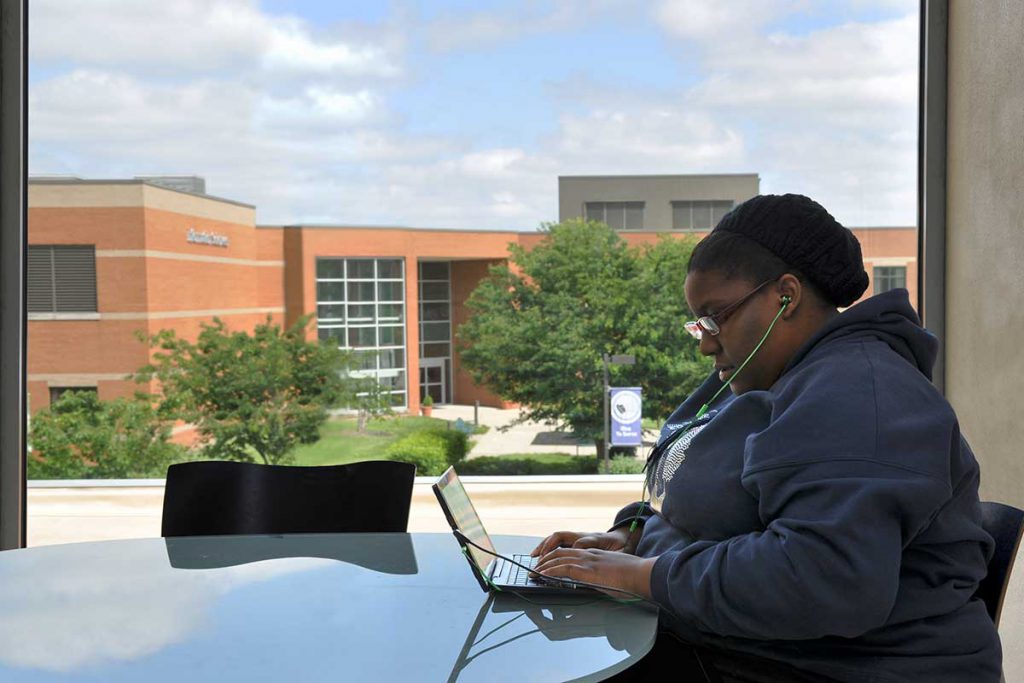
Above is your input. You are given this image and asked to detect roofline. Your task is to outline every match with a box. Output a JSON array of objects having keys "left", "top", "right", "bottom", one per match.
[
  {"left": 257, "top": 224, "right": 542, "bottom": 234},
  {"left": 557, "top": 173, "right": 760, "bottom": 180},
  {"left": 27, "top": 178, "right": 256, "bottom": 209}
]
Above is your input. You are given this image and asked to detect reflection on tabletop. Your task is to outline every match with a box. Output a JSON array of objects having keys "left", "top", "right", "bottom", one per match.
[{"left": 448, "top": 593, "right": 655, "bottom": 682}]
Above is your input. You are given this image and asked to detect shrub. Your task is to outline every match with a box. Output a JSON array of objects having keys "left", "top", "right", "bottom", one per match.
[
  {"left": 385, "top": 431, "right": 448, "bottom": 476},
  {"left": 384, "top": 424, "right": 471, "bottom": 476},
  {"left": 432, "top": 428, "right": 469, "bottom": 465},
  {"left": 457, "top": 456, "right": 598, "bottom": 476},
  {"left": 606, "top": 457, "right": 647, "bottom": 474}
]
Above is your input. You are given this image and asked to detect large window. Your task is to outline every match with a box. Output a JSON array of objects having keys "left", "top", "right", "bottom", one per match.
[
  {"left": 671, "top": 201, "right": 734, "bottom": 231},
  {"left": 418, "top": 261, "right": 452, "bottom": 404},
  {"left": 316, "top": 258, "right": 407, "bottom": 407},
  {"left": 26, "top": 245, "right": 97, "bottom": 315},
  {"left": 584, "top": 202, "right": 645, "bottom": 230},
  {"left": 873, "top": 266, "right": 907, "bottom": 295}
]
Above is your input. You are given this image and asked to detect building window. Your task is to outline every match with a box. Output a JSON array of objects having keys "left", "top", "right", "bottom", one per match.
[
  {"left": 27, "top": 245, "right": 98, "bottom": 313},
  {"left": 315, "top": 258, "right": 407, "bottom": 407},
  {"left": 873, "top": 266, "right": 907, "bottom": 294},
  {"left": 671, "top": 200, "right": 735, "bottom": 231},
  {"left": 48, "top": 386, "right": 98, "bottom": 405},
  {"left": 584, "top": 202, "right": 645, "bottom": 230},
  {"left": 418, "top": 261, "right": 452, "bottom": 404}
]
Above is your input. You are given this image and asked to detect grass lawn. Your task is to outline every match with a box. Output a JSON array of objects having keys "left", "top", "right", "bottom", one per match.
[
  {"left": 290, "top": 416, "right": 451, "bottom": 466},
  {"left": 288, "top": 416, "right": 640, "bottom": 474}
]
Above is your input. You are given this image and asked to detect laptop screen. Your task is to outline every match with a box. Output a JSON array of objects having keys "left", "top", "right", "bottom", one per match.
[{"left": 434, "top": 468, "right": 497, "bottom": 572}]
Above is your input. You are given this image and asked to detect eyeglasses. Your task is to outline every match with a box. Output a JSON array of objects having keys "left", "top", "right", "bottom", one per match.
[{"left": 684, "top": 280, "right": 774, "bottom": 340}]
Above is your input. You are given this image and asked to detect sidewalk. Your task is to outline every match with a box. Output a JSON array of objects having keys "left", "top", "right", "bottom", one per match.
[
  {"left": 430, "top": 404, "right": 597, "bottom": 456},
  {"left": 26, "top": 477, "right": 643, "bottom": 547}
]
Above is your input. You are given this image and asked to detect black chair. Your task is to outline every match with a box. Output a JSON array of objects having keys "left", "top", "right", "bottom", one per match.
[
  {"left": 161, "top": 460, "right": 416, "bottom": 537},
  {"left": 976, "top": 501, "right": 1024, "bottom": 625}
]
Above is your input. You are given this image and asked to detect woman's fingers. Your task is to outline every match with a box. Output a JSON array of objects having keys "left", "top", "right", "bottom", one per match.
[{"left": 530, "top": 531, "right": 585, "bottom": 557}]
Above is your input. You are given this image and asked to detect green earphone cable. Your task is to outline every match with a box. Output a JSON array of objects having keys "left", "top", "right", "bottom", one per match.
[{"left": 693, "top": 298, "right": 790, "bottom": 420}]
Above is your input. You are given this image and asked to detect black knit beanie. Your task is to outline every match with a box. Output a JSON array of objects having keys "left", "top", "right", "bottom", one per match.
[{"left": 713, "top": 194, "right": 869, "bottom": 307}]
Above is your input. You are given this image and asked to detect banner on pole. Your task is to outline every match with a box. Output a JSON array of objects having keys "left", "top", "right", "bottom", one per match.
[{"left": 609, "top": 387, "right": 643, "bottom": 447}]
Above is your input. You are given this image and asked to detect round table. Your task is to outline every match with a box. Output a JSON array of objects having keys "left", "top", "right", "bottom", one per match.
[{"left": 0, "top": 533, "right": 658, "bottom": 682}]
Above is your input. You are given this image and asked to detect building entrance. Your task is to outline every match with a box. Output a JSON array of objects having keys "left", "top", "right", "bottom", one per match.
[{"left": 419, "top": 357, "right": 447, "bottom": 405}]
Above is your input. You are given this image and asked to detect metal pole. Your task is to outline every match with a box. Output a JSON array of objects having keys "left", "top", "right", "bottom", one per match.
[
  {"left": 473, "top": 400, "right": 479, "bottom": 427},
  {"left": 602, "top": 354, "right": 609, "bottom": 474}
]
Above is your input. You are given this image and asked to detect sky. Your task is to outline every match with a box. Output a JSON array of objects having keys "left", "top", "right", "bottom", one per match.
[{"left": 28, "top": 0, "right": 920, "bottom": 230}]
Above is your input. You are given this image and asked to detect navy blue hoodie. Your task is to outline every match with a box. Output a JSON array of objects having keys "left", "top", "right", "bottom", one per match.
[{"left": 617, "top": 290, "right": 1001, "bottom": 681}]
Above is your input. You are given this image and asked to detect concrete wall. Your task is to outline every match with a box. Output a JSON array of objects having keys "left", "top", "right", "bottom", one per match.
[
  {"left": 558, "top": 174, "right": 760, "bottom": 231},
  {"left": 945, "top": 1, "right": 1024, "bottom": 507}
]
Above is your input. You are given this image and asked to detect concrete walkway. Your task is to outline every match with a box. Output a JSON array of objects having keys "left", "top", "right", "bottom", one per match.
[
  {"left": 26, "top": 477, "right": 644, "bottom": 547},
  {"left": 430, "top": 404, "right": 597, "bottom": 456}
]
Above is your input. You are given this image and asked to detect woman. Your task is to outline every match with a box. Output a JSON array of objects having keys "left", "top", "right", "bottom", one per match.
[{"left": 532, "top": 194, "right": 1001, "bottom": 681}]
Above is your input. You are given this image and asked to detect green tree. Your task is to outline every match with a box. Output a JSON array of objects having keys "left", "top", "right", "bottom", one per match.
[
  {"left": 137, "top": 315, "right": 354, "bottom": 465},
  {"left": 457, "top": 219, "right": 711, "bottom": 448},
  {"left": 28, "top": 391, "right": 185, "bottom": 479}
]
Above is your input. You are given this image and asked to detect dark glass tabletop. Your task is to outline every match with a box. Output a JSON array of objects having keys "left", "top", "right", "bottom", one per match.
[{"left": 0, "top": 533, "right": 657, "bottom": 682}]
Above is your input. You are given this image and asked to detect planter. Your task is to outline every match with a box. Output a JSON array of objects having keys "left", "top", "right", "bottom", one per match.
[{"left": 420, "top": 405, "right": 433, "bottom": 417}]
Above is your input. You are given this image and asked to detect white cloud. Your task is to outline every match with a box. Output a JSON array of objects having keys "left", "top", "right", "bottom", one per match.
[
  {"left": 28, "top": 0, "right": 921, "bottom": 229},
  {"left": 30, "top": 0, "right": 400, "bottom": 79},
  {"left": 421, "top": 0, "right": 630, "bottom": 53}
]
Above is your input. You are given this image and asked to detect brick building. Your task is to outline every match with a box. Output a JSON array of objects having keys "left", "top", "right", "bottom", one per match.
[{"left": 27, "top": 176, "right": 917, "bottom": 416}]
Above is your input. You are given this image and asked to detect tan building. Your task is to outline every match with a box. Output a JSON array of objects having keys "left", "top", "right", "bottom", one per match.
[{"left": 27, "top": 176, "right": 917, "bottom": 417}]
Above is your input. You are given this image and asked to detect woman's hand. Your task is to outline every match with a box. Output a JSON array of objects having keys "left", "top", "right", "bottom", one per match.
[
  {"left": 533, "top": 547, "right": 658, "bottom": 599},
  {"left": 530, "top": 526, "right": 637, "bottom": 558}
]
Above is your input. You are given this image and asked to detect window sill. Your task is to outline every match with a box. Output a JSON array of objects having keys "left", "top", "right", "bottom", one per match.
[{"left": 28, "top": 313, "right": 101, "bottom": 321}]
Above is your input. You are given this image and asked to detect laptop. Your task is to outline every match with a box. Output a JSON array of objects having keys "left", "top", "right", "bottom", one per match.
[{"left": 433, "top": 466, "right": 593, "bottom": 595}]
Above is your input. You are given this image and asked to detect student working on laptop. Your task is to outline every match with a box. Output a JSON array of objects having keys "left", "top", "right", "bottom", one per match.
[{"left": 531, "top": 194, "right": 1002, "bottom": 682}]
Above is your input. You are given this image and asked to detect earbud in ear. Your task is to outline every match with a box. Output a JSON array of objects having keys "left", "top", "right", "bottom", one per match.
[{"left": 780, "top": 295, "right": 792, "bottom": 306}]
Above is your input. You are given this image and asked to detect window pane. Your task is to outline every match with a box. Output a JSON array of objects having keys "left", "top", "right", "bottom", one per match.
[
  {"left": 692, "top": 201, "right": 712, "bottom": 230},
  {"left": 317, "top": 304, "right": 345, "bottom": 322},
  {"left": 346, "top": 259, "right": 375, "bottom": 279},
  {"left": 378, "top": 325, "right": 404, "bottom": 346},
  {"left": 355, "top": 350, "right": 377, "bottom": 370},
  {"left": 378, "top": 303, "right": 403, "bottom": 322},
  {"left": 378, "top": 371, "right": 406, "bottom": 391},
  {"left": 420, "top": 282, "right": 448, "bottom": 301},
  {"left": 584, "top": 202, "right": 604, "bottom": 222},
  {"left": 347, "top": 281, "right": 375, "bottom": 302},
  {"left": 420, "top": 301, "right": 449, "bottom": 322},
  {"left": 317, "top": 281, "right": 345, "bottom": 302},
  {"left": 421, "top": 322, "right": 450, "bottom": 342},
  {"left": 711, "top": 200, "right": 734, "bottom": 225},
  {"left": 347, "top": 304, "right": 375, "bottom": 323},
  {"left": 27, "top": 246, "right": 55, "bottom": 313},
  {"left": 52, "top": 245, "right": 97, "bottom": 313},
  {"left": 624, "top": 202, "right": 644, "bottom": 230},
  {"left": 389, "top": 392, "right": 407, "bottom": 407},
  {"left": 672, "top": 202, "right": 692, "bottom": 230},
  {"left": 49, "top": 386, "right": 98, "bottom": 405},
  {"left": 421, "top": 342, "right": 451, "bottom": 358},
  {"left": 348, "top": 327, "right": 377, "bottom": 348},
  {"left": 419, "top": 261, "right": 449, "bottom": 281},
  {"left": 318, "top": 327, "right": 344, "bottom": 344},
  {"left": 316, "top": 259, "right": 344, "bottom": 279},
  {"left": 379, "top": 348, "right": 405, "bottom": 369},
  {"left": 604, "top": 203, "right": 625, "bottom": 229},
  {"left": 377, "top": 259, "right": 403, "bottom": 279},
  {"left": 377, "top": 281, "right": 404, "bottom": 302}
]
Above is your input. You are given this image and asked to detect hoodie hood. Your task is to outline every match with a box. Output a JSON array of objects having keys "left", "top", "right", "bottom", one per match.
[{"left": 784, "top": 288, "right": 938, "bottom": 380}]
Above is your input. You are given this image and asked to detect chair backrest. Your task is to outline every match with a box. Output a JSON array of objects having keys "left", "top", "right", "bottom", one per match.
[
  {"left": 161, "top": 460, "right": 416, "bottom": 537},
  {"left": 976, "top": 501, "right": 1024, "bottom": 625}
]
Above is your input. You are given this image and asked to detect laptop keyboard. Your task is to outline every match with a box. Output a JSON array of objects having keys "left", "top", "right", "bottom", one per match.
[{"left": 499, "top": 554, "right": 540, "bottom": 586}]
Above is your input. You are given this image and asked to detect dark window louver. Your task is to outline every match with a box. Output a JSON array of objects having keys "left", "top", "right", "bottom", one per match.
[{"left": 27, "top": 245, "right": 97, "bottom": 314}]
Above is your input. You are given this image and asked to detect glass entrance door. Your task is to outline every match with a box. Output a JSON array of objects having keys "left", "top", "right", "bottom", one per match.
[{"left": 419, "top": 357, "right": 447, "bottom": 404}]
